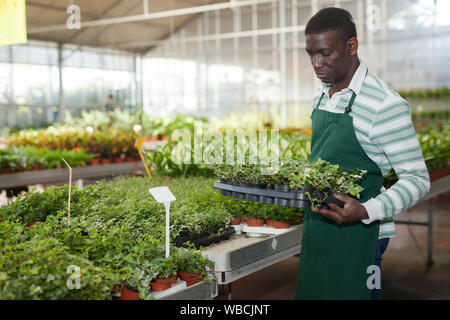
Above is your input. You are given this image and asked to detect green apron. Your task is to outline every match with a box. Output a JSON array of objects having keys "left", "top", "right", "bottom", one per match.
[{"left": 295, "top": 91, "right": 382, "bottom": 300}]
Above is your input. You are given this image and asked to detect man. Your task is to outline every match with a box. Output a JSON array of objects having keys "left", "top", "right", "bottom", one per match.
[{"left": 295, "top": 7, "right": 430, "bottom": 300}]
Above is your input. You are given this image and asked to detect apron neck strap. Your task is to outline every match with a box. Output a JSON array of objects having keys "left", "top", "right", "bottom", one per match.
[
  {"left": 345, "top": 91, "right": 357, "bottom": 114},
  {"left": 315, "top": 91, "right": 357, "bottom": 114}
]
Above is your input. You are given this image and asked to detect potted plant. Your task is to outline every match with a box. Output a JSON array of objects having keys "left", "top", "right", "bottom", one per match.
[
  {"left": 270, "top": 207, "right": 297, "bottom": 229},
  {"left": 174, "top": 247, "right": 214, "bottom": 287},
  {"left": 121, "top": 270, "right": 143, "bottom": 300},
  {"left": 244, "top": 202, "right": 265, "bottom": 227},
  {"left": 149, "top": 257, "right": 179, "bottom": 292}
]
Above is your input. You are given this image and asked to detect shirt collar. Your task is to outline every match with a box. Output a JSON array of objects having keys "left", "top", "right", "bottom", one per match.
[{"left": 320, "top": 60, "right": 367, "bottom": 96}]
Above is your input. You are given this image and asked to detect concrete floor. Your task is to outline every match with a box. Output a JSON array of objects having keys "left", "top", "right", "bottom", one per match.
[{"left": 220, "top": 191, "right": 450, "bottom": 300}]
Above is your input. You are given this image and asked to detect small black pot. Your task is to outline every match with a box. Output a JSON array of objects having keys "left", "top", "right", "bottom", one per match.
[
  {"left": 261, "top": 196, "right": 274, "bottom": 204},
  {"left": 220, "top": 189, "right": 232, "bottom": 197},
  {"left": 274, "top": 184, "right": 290, "bottom": 192},
  {"left": 220, "top": 177, "right": 231, "bottom": 184},
  {"left": 290, "top": 199, "right": 310, "bottom": 208},
  {"left": 291, "top": 187, "right": 310, "bottom": 200},
  {"left": 232, "top": 191, "right": 245, "bottom": 199},
  {"left": 275, "top": 198, "right": 290, "bottom": 207},
  {"left": 246, "top": 194, "right": 259, "bottom": 202}
]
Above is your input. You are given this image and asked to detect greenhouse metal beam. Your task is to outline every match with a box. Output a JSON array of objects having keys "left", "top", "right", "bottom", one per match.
[
  {"left": 66, "top": 0, "right": 124, "bottom": 43},
  {"left": 28, "top": 0, "right": 281, "bottom": 34},
  {"left": 109, "top": 24, "right": 307, "bottom": 50},
  {"left": 27, "top": 0, "right": 171, "bottom": 34},
  {"left": 57, "top": 42, "right": 65, "bottom": 122}
]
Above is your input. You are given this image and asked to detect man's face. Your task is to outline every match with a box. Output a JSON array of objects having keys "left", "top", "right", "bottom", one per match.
[{"left": 305, "top": 30, "right": 355, "bottom": 84}]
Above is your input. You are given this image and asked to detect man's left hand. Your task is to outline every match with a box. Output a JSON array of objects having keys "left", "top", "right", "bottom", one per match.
[{"left": 311, "top": 193, "right": 369, "bottom": 224}]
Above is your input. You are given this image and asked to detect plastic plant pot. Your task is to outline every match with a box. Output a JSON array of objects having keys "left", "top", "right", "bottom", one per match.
[
  {"left": 220, "top": 177, "right": 231, "bottom": 184},
  {"left": 265, "top": 219, "right": 274, "bottom": 227},
  {"left": 179, "top": 272, "right": 201, "bottom": 286},
  {"left": 246, "top": 218, "right": 265, "bottom": 227},
  {"left": 220, "top": 189, "right": 232, "bottom": 197},
  {"left": 231, "top": 217, "right": 241, "bottom": 225},
  {"left": 273, "top": 220, "right": 291, "bottom": 229},
  {"left": 150, "top": 278, "right": 172, "bottom": 292},
  {"left": 290, "top": 199, "right": 310, "bottom": 208},
  {"left": 274, "top": 184, "right": 290, "bottom": 192},
  {"left": 261, "top": 196, "right": 274, "bottom": 204},
  {"left": 91, "top": 158, "right": 101, "bottom": 166},
  {"left": 232, "top": 192, "right": 245, "bottom": 199},
  {"left": 429, "top": 167, "right": 450, "bottom": 181},
  {"left": 246, "top": 194, "right": 259, "bottom": 202},
  {"left": 275, "top": 198, "right": 290, "bottom": 207},
  {"left": 292, "top": 188, "right": 310, "bottom": 200},
  {"left": 101, "top": 158, "right": 112, "bottom": 165},
  {"left": 120, "top": 287, "right": 140, "bottom": 300}
]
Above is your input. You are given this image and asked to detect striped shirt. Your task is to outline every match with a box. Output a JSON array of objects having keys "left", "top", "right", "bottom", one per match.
[{"left": 314, "top": 60, "right": 430, "bottom": 239}]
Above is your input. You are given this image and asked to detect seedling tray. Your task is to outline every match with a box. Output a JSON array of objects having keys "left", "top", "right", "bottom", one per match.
[
  {"left": 213, "top": 181, "right": 345, "bottom": 209},
  {"left": 174, "top": 226, "right": 236, "bottom": 249}
]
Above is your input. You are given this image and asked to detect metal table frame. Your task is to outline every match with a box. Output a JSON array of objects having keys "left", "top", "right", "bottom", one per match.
[
  {"left": 394, "top": 175, "right": 450, "bottom": 267},
  {"left": 202, "top": 225, "right": 302, "bottom": 299},
  {"left": 158, "top": 279, "right": 218, "bottom": 300}
]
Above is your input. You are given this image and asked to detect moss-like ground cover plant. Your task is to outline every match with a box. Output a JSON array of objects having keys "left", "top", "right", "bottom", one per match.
[{"left": 0, "top": 176, "right": 233, "bottom": 300}]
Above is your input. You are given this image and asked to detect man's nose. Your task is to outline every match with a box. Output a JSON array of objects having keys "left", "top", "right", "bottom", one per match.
[{"left": 312, "top": 54, "right": 324, "bottom": 69}]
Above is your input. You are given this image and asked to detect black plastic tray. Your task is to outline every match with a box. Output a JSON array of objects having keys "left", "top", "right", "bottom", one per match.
[
  {"left": 174, "top": 226, "right": 236, "bottom": 249},
  {"left": 213, "top": 181, "right": 345, "bottom": 209}
]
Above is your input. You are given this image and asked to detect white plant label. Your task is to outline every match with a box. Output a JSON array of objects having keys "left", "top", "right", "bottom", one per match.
[
  {"left": 149, "top": 187, "right": 176, "bottom": 258},
  {"left": 149, "top": 186, "right": 176, "bottom": 203},
  {"left": 66, "top": 4, "right": 81, "bottom": 30}
]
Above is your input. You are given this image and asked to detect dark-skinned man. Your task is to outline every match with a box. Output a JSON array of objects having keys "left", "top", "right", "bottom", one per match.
[{"left": 295, "top": 7, "right": 430, "bottom": 300}]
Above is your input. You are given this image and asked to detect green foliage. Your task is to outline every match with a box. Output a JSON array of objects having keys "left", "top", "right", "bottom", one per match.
[
  {"left": 383, "top": 121, "right": 450, "bottom": 186},
  {"left": 0, "top": 224, "right": 117, "bottom": 300},
  {"left": 0, "top": 147, "right": 94, "bottom": 172},
  {"left": 398, "top": 87, "right": 450, "bottom": 100},
  {"left": 173, "top": 246, "right": 214, "bottom": 277},
  {"left": 262, "top": 205, "right": 304, "bottom": 222},
  {"left": 0, "top": 185, "right": 92, "bottom": 223},
  {"left": 287, "top": 158, "right": 366, "bottom": 198},
  {"left": 0, "top": 176, "right": 224, "bottom": 300}
]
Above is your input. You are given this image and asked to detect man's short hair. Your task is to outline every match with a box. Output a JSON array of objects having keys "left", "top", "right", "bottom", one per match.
[{"left": 305, "top": 7, "right": 357, "bottom": 41}]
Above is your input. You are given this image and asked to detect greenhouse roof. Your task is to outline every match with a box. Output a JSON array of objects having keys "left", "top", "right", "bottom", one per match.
[{"left": 26, "top": 0, "right": 220, "bottom": 54}]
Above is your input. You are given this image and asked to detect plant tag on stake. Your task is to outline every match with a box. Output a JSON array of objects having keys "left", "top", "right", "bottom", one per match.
[
  {"left": 149, "top": 187, "right": 176, "bottom": 258},
  {"left": 62, "top": 158, "right": 72, "bottom": 226}
]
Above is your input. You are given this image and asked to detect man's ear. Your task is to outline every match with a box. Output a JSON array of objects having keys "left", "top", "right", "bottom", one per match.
[{"left": 347, "top": 37, "right": 358, "bottom": 56}]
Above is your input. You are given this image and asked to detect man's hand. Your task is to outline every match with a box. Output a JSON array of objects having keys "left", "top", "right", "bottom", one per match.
[{"left": 311, "top": 193, "right": 369, "bottom": 224}]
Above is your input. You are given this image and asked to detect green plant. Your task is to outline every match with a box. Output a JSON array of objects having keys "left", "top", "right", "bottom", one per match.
[
  {"left": 174, "top": 246, "right": 214, "bottom": 278},
  {"left": 0, "top": 228, "right": 117, "bottom": 300},
  {"left": 264, "top": 206, "right": 303, "bottom": 222}
]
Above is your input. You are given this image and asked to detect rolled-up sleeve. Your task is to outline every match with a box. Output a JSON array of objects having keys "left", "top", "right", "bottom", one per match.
[{"left": 361, "top": 99, "right": 430, "bottom": 223}]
